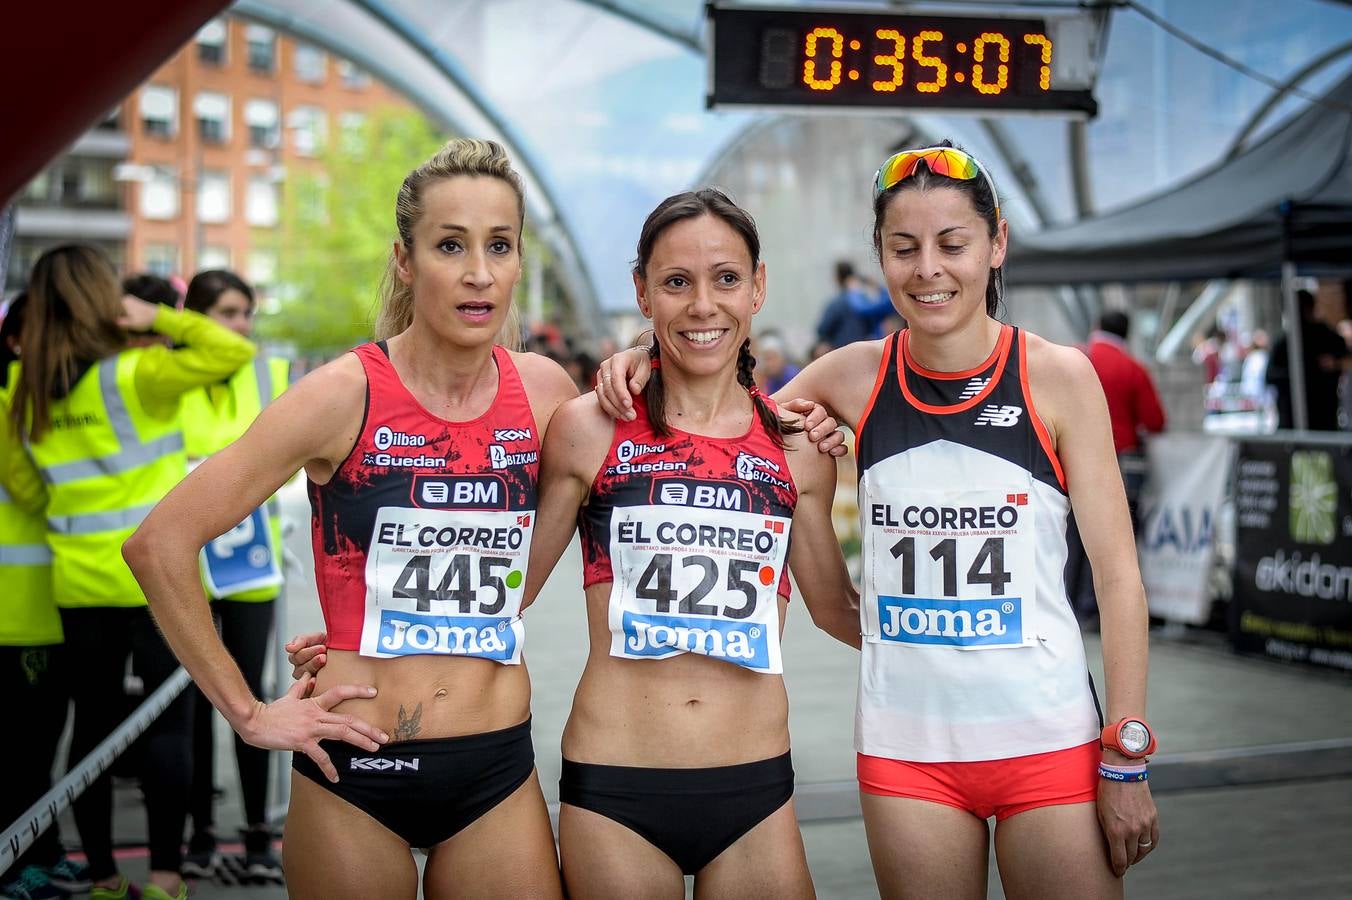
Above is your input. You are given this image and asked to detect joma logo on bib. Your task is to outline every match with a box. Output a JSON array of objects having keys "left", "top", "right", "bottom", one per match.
[
  {"left": 621, "top": 611, "right": 770, "bottom": 669},
  {"left": 377, "top": 611, "right": 516, "bottom": 660},
  {"left": 877, "top": 595, "right": 1023, "bottom": 647}
]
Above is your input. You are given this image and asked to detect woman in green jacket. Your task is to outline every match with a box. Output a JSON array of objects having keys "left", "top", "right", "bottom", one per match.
[{"left": 6, "top": 244, "right": 253, "bottom": 900}]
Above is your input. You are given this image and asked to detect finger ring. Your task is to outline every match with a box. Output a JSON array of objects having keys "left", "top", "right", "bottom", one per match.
[
  {"left": 601, "top": 371, "right": 612, "bottom": 380},
  {"left": 1138, "top": 840, "right": 1153, "bottom": 848}
]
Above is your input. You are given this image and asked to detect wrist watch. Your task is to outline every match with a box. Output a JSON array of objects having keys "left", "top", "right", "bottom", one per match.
[{"left": 1101, "top": 718, "right": 1157, "bottom": 759}]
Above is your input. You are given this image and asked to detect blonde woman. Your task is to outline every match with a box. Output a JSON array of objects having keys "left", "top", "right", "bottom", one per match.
[{"left": 126, "top": 140, "right": 573, "bottom": 899}]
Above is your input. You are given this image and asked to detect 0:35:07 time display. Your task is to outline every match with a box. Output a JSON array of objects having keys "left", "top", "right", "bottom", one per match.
[{"left": 708, "top": 7, "right": 1097, "bottom": 116}]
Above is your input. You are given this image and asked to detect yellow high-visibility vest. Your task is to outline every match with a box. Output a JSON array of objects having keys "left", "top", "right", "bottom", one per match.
[
  {"left": 180, "top": 356, "right": 289, "bottom": 601},
  {"left": 26, "top": 350, "right": 187, "bottom": 608},
  {"left": 0, "top": 364, "right": 60, "bottom": 645}
]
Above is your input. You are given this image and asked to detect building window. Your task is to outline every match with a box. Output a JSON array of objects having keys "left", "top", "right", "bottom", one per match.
[
  {"left": 246, "top": 25, "right": 275, "bottom": 74},
  {"left": 294, "top": 43, "right": 326, "bottom": 83},
  {"left": 337, "top": 59, "right": 369, "bottom": 89},
  {"left": 140, "top": 85, "right": 177, "bottom": 138},
  {"left": 338, "top": 111, "right": 367, "bottom": 154},
  {"left": 194, "top": 92, "right": 231, "bottom": 144},
  {"left": 198, "top": 170, "right": 231, "bottom": 223},
  {"left": 246, "top": 176, "right": 279, "bottom": 227},
  {"left": 21, "top": 171, "right": 52, "bottom": 204},
  {"left": 288, "top": 106, "right": 327, "bottom": 157},
  {"left": 140, "top": 167, "right": 179, "bottom": 220},
  {"left": 144, "top": 243, "right": 179, "bottom": 278},
  {"left": 247, "top": 249, "right": 278, "bottom": 288},
  {"left": 244, "top": 99, "right": 279, "bottom": 149},
  {"left": 199, "top": 245, "right": 231, "bottom": 270},
  {"left": 196, "top": 18, "right": 227, "bottom": 66},
  {"left": 70, "top": 159, "right": 118, "bottom": 207}
]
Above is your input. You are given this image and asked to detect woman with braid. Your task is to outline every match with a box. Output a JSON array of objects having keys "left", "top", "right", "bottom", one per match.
[{"left": 521, "top": 189, "right": 860, "bottom": 898}]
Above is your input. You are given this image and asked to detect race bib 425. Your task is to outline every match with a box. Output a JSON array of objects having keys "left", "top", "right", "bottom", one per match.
[{"left": 608, "top": 502, "right": 789, "bottom": 673}]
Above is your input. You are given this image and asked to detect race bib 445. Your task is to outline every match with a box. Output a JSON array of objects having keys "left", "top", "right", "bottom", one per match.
[{"left": 360, "top": 506, "right": 531, "bottom": 663}]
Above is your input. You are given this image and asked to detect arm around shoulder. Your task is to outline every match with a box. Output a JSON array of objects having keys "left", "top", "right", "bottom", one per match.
[{"left": 785, "top": 433, "right": 860, "bottom": 649}]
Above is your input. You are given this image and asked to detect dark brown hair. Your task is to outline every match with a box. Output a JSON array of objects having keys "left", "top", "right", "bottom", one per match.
[
  {"left": 11, "top": 244, "right": 127, "bottom": 440},
  {"left": 871, "top": 139, "right": 1004, "bottom": 317},
  {"left": 633, "top": 189, "right": 801, "bottom": 447},
  {"left": 185, "top": 269, "right": 254, "bottom": 315}
]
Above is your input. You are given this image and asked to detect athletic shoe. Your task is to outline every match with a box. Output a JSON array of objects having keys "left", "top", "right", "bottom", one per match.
[
  {"left": 241, "top": 828, "right": 284, "bottom": 885},
  {"left": 88, "top": 876, "right": 139, "bottom": 900},
  {"left": 0, "top": 866, "right": 68, "bottom": 900},
  {"left": 42, "top": 858, "right": 90, "bottom": 893},
  {"left": 179, "top": 832, "right": 218, "bottom": 880},
  {"left": 140, "top": 884, "right": 187, "bottom": 900}
]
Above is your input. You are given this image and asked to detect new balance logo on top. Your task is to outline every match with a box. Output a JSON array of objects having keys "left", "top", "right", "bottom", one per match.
[
  {"left": 959, "top": 377, "right": 990, "bottom": 401},
  {"left": 350, "top": 757, "right": 420, "bottom": 772},
  {"left": 974, "top": 405, "right": 1023, "bottom": 427}
]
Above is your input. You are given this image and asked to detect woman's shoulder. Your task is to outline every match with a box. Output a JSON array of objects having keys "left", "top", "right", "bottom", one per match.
[
  {"left": 1022, "top": 329, "right": 1095, "bottom": 384},
  {"left": 509, "top": 348, "right": 577, "bottom": 399},
  {"left": 282, "top": 350, "right": 367, "bottom": 409}
]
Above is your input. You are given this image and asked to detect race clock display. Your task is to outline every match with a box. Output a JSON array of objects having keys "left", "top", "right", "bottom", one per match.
[{"left": 708, "top": 4, "right": 1098, "bottom": 116}]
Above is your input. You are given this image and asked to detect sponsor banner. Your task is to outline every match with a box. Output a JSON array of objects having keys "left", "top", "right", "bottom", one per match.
[
  {"left": 1137, "top": 434, "right": 1233, "bottom": 624},
  {"left": 1231, "top": 438, "right": 1352, "bottom": 672},
  {"left": 201, "top": 505, "right": 281, "bottom": 596}
]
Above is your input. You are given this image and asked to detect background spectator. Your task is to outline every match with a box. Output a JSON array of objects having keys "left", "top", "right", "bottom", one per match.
[
  {"left": 1267, "top": 289, "right": 1350, "bottom": 431},
  {"left": 814, "top": 260, "right": 893, "bottom": 350}
]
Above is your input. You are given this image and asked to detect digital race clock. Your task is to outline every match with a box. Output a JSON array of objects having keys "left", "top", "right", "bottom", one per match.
[{"left": 707, "top": 4, "right": 1099, "bottom": 116}]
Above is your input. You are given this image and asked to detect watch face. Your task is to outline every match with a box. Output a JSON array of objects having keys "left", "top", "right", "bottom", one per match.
[{"left": 1120, "top": 720, "right": 1150, "bottom": 754}]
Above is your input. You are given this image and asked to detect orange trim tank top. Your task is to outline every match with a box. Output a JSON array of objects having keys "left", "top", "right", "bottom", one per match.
[
  {"left": 309, "top": 342, "right": 538, "bottom": 663},
  {"left": 854, "top": 326, "right": 1100, "bottom": 762},
  {"left": 579, "top": 395, "right": 797, "bottom": 674}
]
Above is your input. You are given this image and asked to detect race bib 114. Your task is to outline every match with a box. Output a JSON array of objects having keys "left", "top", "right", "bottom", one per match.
[
  {"left": 360, "top": 506, "right": 532, "bottom": 663},
  {"left": 862, "top": 484, "right": 1037, "bottom": 650}
]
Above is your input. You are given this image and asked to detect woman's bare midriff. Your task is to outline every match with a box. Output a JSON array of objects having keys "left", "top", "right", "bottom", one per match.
[
  {"left": 561, "top": 586, "right": 791, "bottom": 768},
  {"left": 316, "top": 650, "right": 531, "bottom": 741}
]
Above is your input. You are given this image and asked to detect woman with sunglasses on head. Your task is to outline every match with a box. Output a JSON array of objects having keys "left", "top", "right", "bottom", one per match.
[
  {"left": 126, "top": 138, "right": 575, "bottom": 899},
  {"left": 594, "top": 143, "right": 1159, "bottom": 899},
  {"left": 521, "top": 188, "right": 860, "bottom": 898}
]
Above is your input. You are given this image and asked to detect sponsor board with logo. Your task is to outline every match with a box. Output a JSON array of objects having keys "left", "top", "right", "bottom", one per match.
[
  {"left": 360, "top": 505, "right": 532, "bottom": 663},
  {"left": 1231, "top": 437, "right": 1352, "bottom": 672},
  {"left": 200, "top": 504, "right": 282, "bottom": 596},
  {"left": 861, "top": 484, "right": 1036, "bottom": 649},
  {"left": 1137, "top": 434, "right": 1233, "bottom": 625},
  {"left": 608, "top": 499, "right": 790, "bottom": 673}
]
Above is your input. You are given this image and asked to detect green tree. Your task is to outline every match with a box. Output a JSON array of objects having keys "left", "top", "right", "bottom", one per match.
[{"left": 258, "top": 106, "right": 447, "bottom": 355}]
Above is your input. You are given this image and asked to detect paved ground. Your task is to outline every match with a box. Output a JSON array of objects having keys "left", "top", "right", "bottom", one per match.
[{"left": 57, "top": 482, "right": 1352, "bottom": 897}]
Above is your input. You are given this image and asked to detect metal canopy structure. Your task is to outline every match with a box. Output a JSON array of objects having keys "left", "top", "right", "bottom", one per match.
[{"left": 7, "top": 0, "right": 1352, "bottom": 329}]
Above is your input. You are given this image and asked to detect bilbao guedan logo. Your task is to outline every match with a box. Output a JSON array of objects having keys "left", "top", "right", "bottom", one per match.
[{"left": 1289, "top": 450, "right": 1337, "bottom": 545}]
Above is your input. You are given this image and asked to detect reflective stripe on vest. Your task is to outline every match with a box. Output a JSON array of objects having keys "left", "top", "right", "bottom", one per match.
[
  {"left": 48, "top": 502, "right": 159, "bottom": 536},
  {"left": 254, "top": 357, "right": 272, "bottom": 410},
  {"left": 36, "top": 357, "right": 185, "bottom": 486},
  {"left": 0, "top": 544, "right": 52, "bottom": 565}
]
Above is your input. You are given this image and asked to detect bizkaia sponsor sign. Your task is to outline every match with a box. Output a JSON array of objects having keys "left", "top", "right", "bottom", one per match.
[{"left": 1231, "top": 439, "right": 1352, "bottom": 672}]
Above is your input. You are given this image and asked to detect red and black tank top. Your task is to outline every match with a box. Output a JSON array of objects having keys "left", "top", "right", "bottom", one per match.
[
  {"left": 579, "top": 395, "right": 798, "bottom": 674},
  {"left": 309, "top": 342, "right": 539, "bottom": 662}
]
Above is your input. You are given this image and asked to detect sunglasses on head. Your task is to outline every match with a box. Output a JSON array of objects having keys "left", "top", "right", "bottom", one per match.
[{"left": 873, "top": 147, "right": 1000, "bottom": 218}]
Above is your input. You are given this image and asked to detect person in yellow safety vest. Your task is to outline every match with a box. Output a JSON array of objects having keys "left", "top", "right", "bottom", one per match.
[
  {"left": 7, "top": 245, "right": 254, "bottom": 900},
  {"left": 0, "top": 293, "right": 95, "bottom": 900},
  {"left": 176, "top": 269, "right": 289, "bottom": 885}
]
